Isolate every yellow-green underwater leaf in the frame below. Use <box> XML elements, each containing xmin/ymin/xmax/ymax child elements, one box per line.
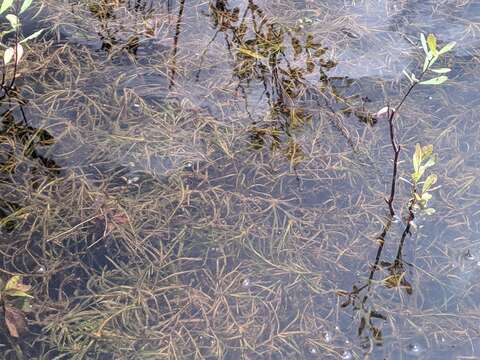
<box><xmin>5</xmin><ymin>14</ymin><xmax>18</xmax><ymax>29</ymax></box>
<box><xmin>422</xmin><ymin>174</ymin><xmax>437</xmax><ymax>193</ymax></box>
<box><xmin>20</xmin><ymin>0</ymin><xmax>33</xmax><ymax>14</ymax></box>
<box><xmin>430</xmin><ymin>68</ymin><xmax>451</xmax><ymax>74</ymax></box>
<box><xmin>20</xmin><ymin>29</ymin><xmax>44</xmax><ymax>43</ymax></box>
<box><xmin>420</xmin><ymin>33</ymin><xmax>428</xmax><ymax>55</ymax></box>
<box><xmin>413</xmin><ymin>143</ymin><xmax>422</xmax><ymax>173</ymax></box>
<box><xmin>420</xmin><ymin>76</ymin><xmax>448</xmax><ymax>85</ymax></box>
<box><xmin>238</xmin><ymin>47</ymin><xmax>263</xmax><ymax>60</ymax></box>
<box><xmin>4</xmin><ymin>289</ymin><xmax>33</xmax><ymax>298</ymax></box>
<box><xmin>427</xmin><ymin>33</ymin><xmax>437</xmax><ymax>54</ymax></box>
<box><xmin>0</xmin><ymin>0</ymin><xmax>14</xmax><ymax>15</ymax></box>
<box><xmin>5</xmin><ymin>275</ymin><xmax>30</xmax><ymax>293</ymax></box>
<box><xmin>438</xmin><ymin>41</ymin><xmax>456</xmax><ymax>55</ymax></box>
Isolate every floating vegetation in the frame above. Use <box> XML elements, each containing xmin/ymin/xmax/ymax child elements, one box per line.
<box><xmin>0</xmin><ymin>0</ymin><xmax>479</xmax><ymax>358</ymax></box>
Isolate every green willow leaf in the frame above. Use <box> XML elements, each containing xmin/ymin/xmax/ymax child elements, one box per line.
<box><xmin>422</xmin><ymin>174</ymin><xmax>437</xmax><ymax>193</ymax></box>
<box><xmin>438</xmin><ymin>41</ymin><xmax>456</xmax><ymax>55</ymax></box>
<box><xmin>6</xmin><ymin>14</ymin><xmax>18</xmax><ymax>29</ymax></box>
<box><xmin>430</xmin><ymin>68</ymin><xmax>451</xmax><ymax>74</ymax></box>
<box><xmin>420</xmin><ymin>33</ymin><xmax>428</xmax><ymax>55</ymax></box>
<box><xmin>4</xmin><ymin>289</ymin><xmax>33</xmax><ymax>298</ymax></box>
<box><xmin>413</xmin><ymin>143</ymin><xmax>422</xmax><ymax>174</ymax></box>
<box><xmin>419</xmin><ymin>76</ymin><xmax>448</xmax><ymax>85</ymax></box>
<box><xmin>20</xmin><ymin>29</ymin><xmax>44</xmax><ymax>43</ymax></box>
<box><xmin>20</xmin><ymin>0</ymin><xmax>33</xmax><ymax>14</ymax></box>
<box><xmin>0</xmin><ymin>0</ymin><xmax>14</xmax><ymax>15</ymax></box>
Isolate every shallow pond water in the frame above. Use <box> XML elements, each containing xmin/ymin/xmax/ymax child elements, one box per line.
<box><xmin>0</xmin><ymin>0</ymin><xmax>480</xmax><ymax>359</ymax></box>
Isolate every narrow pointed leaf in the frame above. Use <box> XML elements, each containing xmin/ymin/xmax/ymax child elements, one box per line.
<box><xmin>0</xmin><ymin>0</ymin><xmax>14</xmax><ymax>15</ymax></box>
<box><xmin>423</xmin><ymin>54</ymin><xmax>431</xmax><ymax>71</ymax></box>
<box><xmin>430</xmin><ymin>68</ymin><xmax>451</xmax><ymax>74</ymax></box>
<box><xmin>420</xmin><ymin>33</ymin><xmax>428</xmax><ymax>55</ymax></box>
<box><xmin>422</xmin><ymin>174</ymin><xmax>437</xmax><ymax>193</ymax></box>
<box><xmin>5</xmin><ymin>289</ymin><xmax>33</xmax><ymax>298</ymax></box>
<box><xmin>423</xmin><ymin>154</ymin><xmax>437</xmax><ymax>169</ymax></box>
<box><xmin>419</xmin><ymin>76</ymin><xmax>448</xmax><ymax>85</ymax></box>
<box><xmin>413</xmin><ymin>143</ymin><xmax>422</xmax><ymax>173</ymax></box>
<box><xmin>20</xmin><ymin>29</ymin><xmax>44</xmax><ymax>43</ymax></box>
<box><xmin>20</xmin><ymin>0</ymin><xmax>33</xmax><ymax>14</ymax></box>
<box><xmin>237</xmin><ymin>47</ymin><xmax>263</xmax><ymax>60</ymax></box>
<box><xmin>403</xmin><ymin>69</ymin><xmax>413</xmax><ymax>83</ymax></box>
<box><xmin>438</xmin><ymin>41</ymin><xmax>456</xmax><ymax>55</ymax></box>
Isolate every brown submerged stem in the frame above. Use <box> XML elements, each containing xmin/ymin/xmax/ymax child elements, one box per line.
<box><xmin>385</xmin><ymin>62</ymin><xmax>431</xmax><ymax>216</ymax></box>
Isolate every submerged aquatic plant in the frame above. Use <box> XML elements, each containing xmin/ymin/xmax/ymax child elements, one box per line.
<box><xmin>384</xmin><ymin>33</ymin><xmax>455</xmax><ymax>217</ymax></box>
<box><xmin>0</xmin><ymin>275</ymin><xmax>33</xmax><ymax>338</ymax></box>
<box><xmin>0</xmin><ymin>0</ymin><xmax>43</xmax><ymax>94</ymax></box>
<box><xmin>339</xmin><ymin>33</ymin><xmax>455</xmax><ymax>349</ymax></box>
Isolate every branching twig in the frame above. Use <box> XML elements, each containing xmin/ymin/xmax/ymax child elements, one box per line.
<box><xmin>385</xmin><ymin>62</ymin><xmax>432</xmax><ymax>216</ymax></box>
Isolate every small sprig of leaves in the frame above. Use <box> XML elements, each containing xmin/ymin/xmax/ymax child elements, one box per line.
<box><xmin>0</xmin><ymin>0</ymin><xmax>43</xmax><ymax>66</ymax></box>
<box><xmin>411</xmin><ymin>143</ymin><xmax>437</xmax><ymax>215</ymax></box>
<box><xmin>403</xmin><ymin>33</ymin><xmax>456</xmax><ymax>86</ymax></box>
<box><xmin>0</xmin><ymin>275</ymin><xmax>33</xmax><ymax>338</ymax></box>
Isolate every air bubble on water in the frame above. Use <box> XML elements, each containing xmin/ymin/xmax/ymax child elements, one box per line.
<box><xmin>340</xmin><ymin>350</ymin><xmax>353</xmax><ymax>360</ymax></box>
<box><xmin>309</xmin><ymin>347</ymin><xmax>317</xmax><ymax>354</ymax></box>
<box><xmin>405</xmin><ymin>343</ymin><xmax>424</xmax><ymax>356</ymax></box>
<box><xmin>463</xmin><ymin>249</ymin><xmax>476</xmax><ymax>261</ymax></box>
<box><xmin>392</xmin><ymin>215</ymin><xmax>401</xmax><ymax>223</ymax></box>
<box><xmin>127</xmin><ymin>176</ymin><xmax>139</xmax><ymax>184</ymax></box>
<box><xmin>37</xmin><ymin>266</ymin><xmax>45</xmax><ymax>274</ymax></box>
<box><xmin>184</xmin><ymin>162</ymin><xmax>194</xmax><ymax>171</ymax></box>
<box><xmin>322</xmin><ymin>331</ymin><xmax>332</xmax><ymax>343</ymax></box>
<box><xmin>242</xmin><ymin>278</ymin><xmax>250</xmax><ymax>288</ymax></box>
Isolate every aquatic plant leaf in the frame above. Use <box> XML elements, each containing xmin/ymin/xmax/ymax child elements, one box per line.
<box><xmin>420</xmin><ymin>33</ymin><xmax>428</xmax><ymax>55</ymax></box>
<box><xmin>419</xmin><ymin>76</ymin><xmax>448</xmax><ymax>85</ymax></box>
<box><xmin>0</xmin><ymin>0</ymin><xmax>14</xmax><ymax>15</ymax></box>
<box><xmin>3</xmin><ymin>44</ymin><xmax>22</xmax><ymax>65</ymax></box>
<box><xmin>413</xmin><ymin>144</ymin><xmax>422</xmax><ymax>173</ymax></box>
<box><xmin>430</xmin><ymin>68</ymin><xmax>451</xmax><ymax>74</ymax></box>
<box><xmin>20</xmin><ymin>29</ymin><xmax>44</xmax><ymax>43</ymax></box>
<box><xmin>19</xmin><ymin>0</ymin><xmax>33</xmax><ymax>14</ymax></box>
<box><xmin>237</xmin><ymin>47</ymin><xmax>263</xmax><ymax>60</ymax></box>
<box><xmin>422</xmin><ymin>174</ymin><xmax>437</xmax><ymax>193</ymax></box>
<box><xmin>421</xmin><ymin>144</ymin><xmax>433</xmax><ymax>160</ymax></box>
<box><xmin>438</xmin><ymin>41</ymin><xmax>456</xmax><ymax>55</ymax></box>
<box><xmin>427</xmin><ymin>34</ymin><xmax>437</xmax><ymax>54</ymax></box>
<box><xmin>5</xmin><ymin>275</ymin><xmax>22</xmax><ymax>291</ymax></box>
<box><xmin>402</xmin><ymin>70</ymin><xmax>413</xmax><ymax>83</ymax></box>
<box><xmin>5</xmin><ymin>14</ymin><xmax>18</xmax><ymax>29</ymax></box>
<box><xmin>5</xmin><ymin>289</ymin><xmax>33</xmax><ymax>298</ymax></box>
<box><xmin>4</xmin><ymin>305</ymin><xmax>26</xmax><ymax>338</ymax></box>
<box><xmin>2</xmin><ymin>48</ymin><xmax>13</xmax><ymax>65</ymax></box>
